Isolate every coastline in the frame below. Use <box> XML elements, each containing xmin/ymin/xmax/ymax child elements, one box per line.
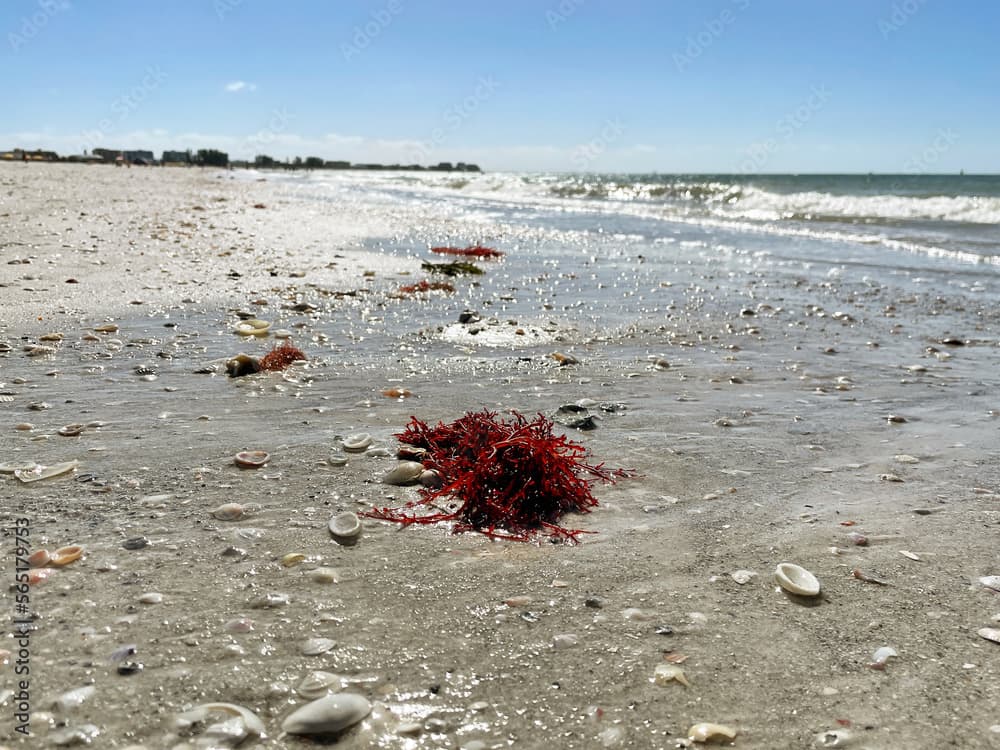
<box><xmin>1</xmin><ymin>163</ymin><xmax>999</xmax><ymax>748</ymax></box>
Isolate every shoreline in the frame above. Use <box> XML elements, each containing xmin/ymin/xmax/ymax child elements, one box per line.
<box><xmin>1</xmin><ymin>163</ymin><xmax>999</xmax><ymax>748</ymax></box>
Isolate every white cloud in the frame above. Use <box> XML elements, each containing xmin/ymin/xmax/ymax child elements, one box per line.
<box><xmin>224</xmin><ymin>81</ymin><xmax>257</xmax><ymax>93</ymax></box>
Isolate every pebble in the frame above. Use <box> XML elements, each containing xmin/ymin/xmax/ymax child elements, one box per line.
<box><xmin>307</xmin><ymin>566</ymin><xmax>339</xmax><ymax>584</ymax></box>
<box><xmin>138</xmin><ymin>592</ymin><xmax>163</xmax><ymax>605</ymax></box>
<box><xmin>122</xmin><ymin>536</ymin><xmax>149</xmax><ymax>550</ymax></box>
<box><xmin>282</xmin><ymin>693</ymin><xmax>372</xmax><ymax>736</ymax></box>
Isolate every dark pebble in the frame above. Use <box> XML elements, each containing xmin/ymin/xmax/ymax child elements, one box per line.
<box><xmin>117</xmin><ymin>661</ymin><xmax>144</xmax><ymax>676</ymax></box>
<box><xmin>584</xmin><ymin>597</ymin><xmax>604</xmax><ymax>609</ymax></box>
<box><xmin>122</xmin><ymin>536</ymin><xmax>149</xmax><ymax>550</ymax></box>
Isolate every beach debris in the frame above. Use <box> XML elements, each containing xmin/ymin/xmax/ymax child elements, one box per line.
<box><xmin>382</xmin><ymin>387</ymin><xmax>412</xmax><ymax>398</ymax></box>
<box><xmin>328</xmin><ymin>511</ymin><xmax>362</xmax><ymax>544</ymax></box>
<box><xmin>235</xmin><ymin>319</ymin><xmax>270</xmax><ymax>336</ymax></box>
<box><xmin>868</xmin><ymin>646</ymin><xmax>898</xmax><ymax>670</ymax></box>
<box><xmin>886</xmin><ymin>414</ymin><xmax>908</xmax><ymax>424</ymax></box>
<box><xmin>774</xmin><ymin>562</ymin><xmax>821</xmax><ymax>597</ymax></box>
<box><xmin>48</xmin><ymin>545</ymin><xmax>84</xmax><ymax>566</ymax></box>
<box><xmin>27</xmin><ymin>549</ymin><xmax>50</xmax><ymax>567</ymax></box>
<box><xmin>430</xmin><ymin>245</ymin><xmax>504</xmax><ymax>259</ymax></box>
<box><xmin>653</xmin><ymin>664</ymin><xmax>690</xmax><ymax>687</ymax></box>
<box><xmin>109</xmin><ymin>644</ymin><xmax>137</xmax><ymax>663</ymax></box>
<box><xmin>552</xmin><ymin>404</ymin><xmax>597</xmax><ymax>431</ymax></box>
<box><xmin>421</xmin><ymin>260</ymin><xmax>484</xmax><ymax>276</ymax></box>
<box><xmin>550</xmin><ymin>352</ymin><xmax>580</xmax><ymax>366</ymax></box>
<box><xmin>226</xmin><ymin>353</ymin><xmax>261</xmax><ymax>377</ymax></box>
<box><xmin>852</xmin><ymin>568</ymin><xmax>888</xmax><ymax>585</ymax></box>
<box><xmin>282</xmin><ymin>693</ymin><xmax>372</xmax><ymax>737</ymax></box>
<box><xmin>234</xmin><ymin>450</ymin><xmax>269</xmax><ymax>468</ymax></box>
<box><xmin>979</xmin><ymin>576</ymin><xmax>1000</xmax><ymax>592</ymax></box>
<box><xmin>688</xmin><ymin>722</ymin><xmax>737</xmax><ymax>743</ymax></box>
<box><xmin>175</xmin><ymin>702</ymin><xmax>266</xmax><ymax>745</ymax></box>
<box><xmin>212</xmin><ymin>503</ymin><xmax>245</xmax><ymax>521</ymax></box>
<box><xmin>978</xmin><ymin>628</ymin><xmax>1000</xmax><ymax>644</ymax></box>
<box><xmin>397</xmin><ymin>280</ymin><xmax>455</xmax><ymax>295</ymax></box>
<box><xmin>899</xmin><ymin>550</ymin><xmax>922</xmax><ymax>561</ymax></box>
<box><xmin>363</xmin><ymin>409</ymin><xmax>630</xmax><ymax>542</ymax></box>
<box><xmin>122</xmin><ymin>536</ymin><xmax>149</xmax><ymax>550</ymax></box>
<box><xmin>814</xmin><ymin>729</ymin><xmax>852</xmax><ymax>748</ymax></box>
<box><xmin>342</xmin><ymin>433</ymin><xmax>373</xmax><ymax>453</ymax></box>
<box><xmin>730</xmin><ymin>569</ymin><xmax>756</xmax><ymax>585</ymax></box>
<box><xmin>382</xmin><ymin>461</ymin><xmax>425</xmax><ymax>486</ymax></box>
<box><xmin>281</xmin><ymin>553</ymin><xmax>306</xmax><ymax>567</ymax></box>
<box><xmin>14</xmin><ymin>460</ymin><xmax>78</xmax><ymax>483</ymax></box>
<box><xmin>258</xmin><ymin>341</ymin><xmax>306</xmax><ymax>372</ymax></box>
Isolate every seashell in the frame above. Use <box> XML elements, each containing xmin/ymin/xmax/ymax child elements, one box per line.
<box><xmin>397</xmin><ymin>445</ymin><xmax>427</xmax><ymax>461</ymax></box>
<box><xmin>281</xmin><ymin>553</ymin><xmax>306</xmax><ymax>567</ymax></box>
<box><xmin>28</xmin><ymin>549</ymin><xmax>51</xmax><ymax>567</ymax></box>
<box><xmin>28</xmin><ymin>568</ymin><xmax>54</xmax><ymax>585</ymax></box>
<box><xmin>977</xmin><ymin>627</ymin><xmax>1000</xmax><ymax>644</ymax></box>
<box><xmin>381</xmin><ymin>461</ymin><xmax>425</xmax><ymax>486</ymax></box>
<box><xmin>341</xmin><ymin>433</ymin><xmax>372</xmax><ymax>452</ymax></box>
<box><xmin>282</xmin><ymin>693</ymin><xmax>372</xmax><ymax>736</ymax></box>
<box><xmin>852</xmin><ymin>568</ymin><xmax>888</xmax><ymax>585</ymax></box>
<box><xmin>552</xmin><ymin>633</ymin><xmax>579</xmax><ymax>649</ymax></box>
<box><xmin>58</xmin><ymin>423</ymin><xmax>85</xmax><ymax>437</ymax></box>
<box><xmin>688</xmin><ymin>723</ymin><xmax>737</xmax><ymax>743</ymax></box>
<box><xmin>653</xmin><ymin>664</ymin><xmax>690</xmax><ymax>687</ymax></box>
<box><xmin>328</xmin><ymin>452</ymin><xmax>349</xmax><ymax>467</ymax></box>
<box><xmin>775</xmin><ymin>562</ymin><xmax>821</xmax><ymax>597</ymax></box>
<box><xmin>138</xmin><ymin>592</ymin><xmax>164</xmax><ymax>605</ymax></box>
<box><xmin>49</xmin><ymin>725</ymin><xmax>100</xmax><ymax>746</ymax></box>
<box><xmin>49</xmin><ymin>545</ymin><xmax>84</xmax><ymax>566</ymax></box>
<box><xmin>224</xmin><ymin>617</ymin><xmax>254</xmax><ymax>633</ymax></box>
<box><xmin>175</xmin><ymin>702</ymin><xmax>265</xmax><ymax>744</ymax></box>
<box><xmin>272</xmin><ymin>328</ymin><xmax>293</xmax><ymax>339</ymax></box>
<box><xmin>226</xmin><ymin>353</ymin><xmax>261</xmax><ymax>377</ymax></box>
<box><xmin>301</xmin><ymin>637</ymin><xmax>336</xmax><ymax>656</ymax></box>
<box><xmin>899</xmin><ymin>550</ymin><xmax>921</xmax><ymax>561</ymax></box>
<box><xmin>894</xmin><ymin>454</ymin><xmax>919</xmax><ymax>464</ymax></box>
<box><xmin>25</xmin><ymin>345</ymin><xmax>57</xmax><ymax>357</ymax></box>
<box><xmin>364</xmin><ymin>446</ymin><xmax>390</xmax><ymax>457</ymax></box>
<box><xmin>14</xmin><ymin>460</ymin><xmax>78</xmax><ymax>483</ymax></box>
<box><xmin>39</xmin><ymin>332</ymin><xmax>64</xmax><ymax>342</ymax></box>
<box><xmin>93</xmin><ymin>324</ymin><xmax>119</xmax><ymax>333</ymax></box>
<box><xmin>250</xmin><ymin>592</ymin><xmax>289</xmax><ymax>608</ymax></box>
<box><xmin>328</xmin><ymin>512</ymin><xmax>361</xmax><ymax>543</ymax></box>
<box><xmin>297</xmin><ymin>670</ymin><xmax>344</xmax><ymax>700</ymax></box>
<box><xmin>869</xmin><ymin>646</ymin><xmax>898</xmax><ymax>670</ymax></box>
<box><xmin>212</xmin><ymin>502</ymin><xmax>245</xmax><ymax>521</ymax></box>
<box><xmin>234</xmin><ymin>450</ymin><xmax>269</xmax><ymax>468</ymax></box>
<box><xmin>419</xmin><ymin>469</ymin><xmax>442</xmax><ymax>488</ymax></box>
<box><xmin>0</xmin><ymin>460</ymin><xmax>37</xmax><ymax>474</ymax></box>
<box><xmin>307</xmin><ymin>566</ymin><xmax>339</xmax><ymax>584</ymax></box>
<box><xmin>979</xmin><ymin>575</ymin><xmax>1000</xmax><ymax>592</ymax></box>
<box><xmin>51</xmin><ymin>685</ymin><xmax>95</xmax><ymax>713</ymax></box>
<box><xmin>235</xmin><ymin>319</ymin><xmax>270</xmax><ymax>336</ymax></box>
<box><xmin>730</xmin><ymin>569</ymin><xmax>756</xmax><ymax>585</ymax></box>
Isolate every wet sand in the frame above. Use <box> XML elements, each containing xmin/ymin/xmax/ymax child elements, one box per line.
<box><xmin>1</xmin><ymin>163</ymin><xmax>1000</xmax><ymax>749</ymax></box>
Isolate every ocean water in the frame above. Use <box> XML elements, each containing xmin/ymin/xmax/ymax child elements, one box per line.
<box><xmin>258</xmin><ymin>170</ymin><xmax>1000</xmax><ymax>345</ymax></box>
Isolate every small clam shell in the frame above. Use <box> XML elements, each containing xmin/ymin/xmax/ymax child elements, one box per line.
<box><xmin>775</xmin><ymin>562</ymin><xmax>821</xmax><ymax>597</ymax></box>
<box><xmin>175</xmin><ymin>702</ymin><xmax>265</xmax><ymax>742</ymax></box>
<box><xmin>979</xmin><ymin>576</ymin><xmax>1000</xmax><ymax>592</ymax></box>
<box><xmin>307</xmin><ymin>566</ymin><xmax>339</xmax><ymax>584</ymax></box>
<box><xmin>328</xmin><ymin>512</ymin><xmax>361</xmax><ymax>543</ymax></box>
<box><xmin>49</xmin><ymin>544</ymin><xmax>84</xmax><ymax>566</ymax></box>
<box><xmin>281</xmin><ymin>553</ymin><xmax>306</xmax><ymax>568</ymax></box>
<box><xmin>93</xmin><ymin>324</ymin><xmax>119</xmax><ymax>333</ymax></box>
<box><xmin>212</xmin><ymin>502</ymin><xmax>245</xmax><ymax>521</ymax></box>
<box><xmin>234</xmin><ymin>450</ymin><xmax>269</xmax><ymax>468</ymax></box>
<box><xmin>58</xmin><ymin>423</ymin><xmax>85</xmax><ymax>437</ymax></box>
<box><xmin>381</xmin><ymin>461</ymin><xmax>425</xmax><ymax>486</ymax></box>
<box><xmin>14</xmin><ymin>460</ymin><xmax>78</xmax><ymax>483</ymax></box>
<box><xmin>419</xmin><ymin>469</ymin><xmax>442</xmax><ymax>488</ymax></box>
<box><xmin>235</xmin><ymin>319</ymin><xmax>270</xmax><ymax>336</ymax></box>
<box><xmin>653</xmin><ymin>664</ymin><xmax>690</xmax><ymax>687</ymax></box>
<box><xmin>730</xmin><ymin>569</ymin><xmax>756</xmax><ymax>585</ymax></box>
<box><xmin>342</xmin><ymin>433</ymin><xmax>372</xmax><ymax>452</ymax></box>
<box><xmin>869</xmin><ymin>645</ymin><xmax>898</xmax><ymax>670</ymax></box>
<box><xmin>300</xmin><ymin>637</ymin><xmax>336</xmax><ymax>656</ymax></box>
<box><xmin>327</xmin><ymin>453</ymin><xmax>349</xmax><ymax>467</ymax></box>
<box><xmin>688</xmin><ymin>723</ymin><xmax>737</xmax><ymax>743</ymax></box>
<box><xmin>297</xmin><ymin>670</ymin><xmax>343</xmax><ymax>699</ymax></box>
<box><xmin>27</xmin><ymin>549</ymin><xmax>51</xmax><ymax>567</ymax></box>
<box><xmin>978</xmin><ymin>627</ymin><xmax>1000</xmax><ymax>645</ymax></box>
<box><xmin>282</xmin><ymin>693</ymin><xmax>372</xmax><ymax>736</ymax></box>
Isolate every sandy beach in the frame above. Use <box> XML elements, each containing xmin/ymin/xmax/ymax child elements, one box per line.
<box><xmin>1</xmin><ymin>163</ymin><xmax>999</xmax><ymax>749</ymax></box>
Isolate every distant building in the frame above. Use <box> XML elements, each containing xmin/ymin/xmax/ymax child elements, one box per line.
<box><xmin>1</xmin><ymin>148</ymin><xmax>58</xmax><ymax>161</ymax></box>
<box><xmin>92</xmin><ymin>148</ymin><xmax>120</xmax><ymax>163</ymax></box>
<box><xmin>124</xmin><ymin>150</ymin><xmax>155</xmax><ymax>165</ymax></box>
<box><xmin>162</xmin><ymin>150</ymin><xmax>191</xmax><ymax>164</ymax></box>
<box><xmin>324</xmin><ymin>160</ymin><xmax>351</xmax><ymax>169</ymax></box>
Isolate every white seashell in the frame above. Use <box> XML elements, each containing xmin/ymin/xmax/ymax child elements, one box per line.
<box><xmin>328</xmin><ymin>512</ymin><xmax>361</xmax><ymax>542</ymax></box>
<box><xmin>342</xmin><ymin>433</ymin><xmax>372</xmax><ymax>452</ymax></box>
<box><xmin>51</xmin><ymin>685</ymin><xmax>95</xmax><ymax>713</ymax></box>
<box><xmin>978</xmin><ymin>627</ymin><xmax>1000</xmax><ymax>644</ymax></box>
<box><xmin>175</xmin><ymin>702</ymin><xmax>265</xmax><ymax>743</ymax></box>
<box><xmin>307</xmin><ymin>566</ymin><xmax>339</xmax><ymax>584</ymax></box>
<box><xmin>234</xmin><ymin>450</ymin><xmax>269</xmax><ymax>468</ymax></box>
<box><xmin>869</xmin><ymin>646</ymin><xmax>898</xmax><ymax>670</ymax></box>
<box><xmin>364</xmin><ymin>446</ymin><xmax>390</xmax><ymax>457</ymax></box>
<box><xmin>235</xmin><ymin>319</ymin><xmax>270</xmax><ymax>336</ymax></box>
<box><xmin>272</xmin><ymin>329</ymin><xmax>293</xmax><ymax>339</ymax></box>
<box><xmin>381</xmin><ymin>461</ymin><xmax>425</xmax><ymax>486</ymax></box>
<box><xmin>138</xmin><ymin>592</ymin><xmax>164</xmax><ymax>605</ymax></box>
<box><xmin>899</xmin><ymin>550</ymin><xmax>921</xmax><ymax>561</ymax></box>
<box><xmin>297</xmin><ymin>670</ymin><xmax>344</xmax><ymax>699</ymax></box>
<box><xmin>300</xmin><ymin>637</ymin><xmax>336</xmax><ymax>656</ymax></box>
<box><xmin>212</xmin><ymin>502</ymin><xmax>245</xmax><ymax>521</ymax></box>
<box><xmin>0</xmin><ymin>461</ymin><xmax>37</xmax><ymax>474</ymax></box>
<box><xmin>688</xmin><ymin>722</ymin><xmax>737</xmax><ymax>743</ymax></box>
<box><xmin>14</xmin><ymin>460</ymin><xmax>78</xmax><ymax>483</ymax></box>
<box><xmin>328</xmin><ymin>453</ymin><xmax>349</xmax><ymax>467</ymax></box>
<box><xmin>775</xmin><ymin>562</ymin><xmax>821</xmax><ymax>597</ymax></box>
<box><xmin>730</xmin><ymin>569</ymin><xmax>756</xmax><ymax>585</ymax></box>
<box><xmin>894</xmin><ymin>454</ymin><xmax>920</xmax><ymax>464</ymax></box>
<box><xmin>49</xmin><ymin>724</ymin><xmax>100</xmax><ymax>746</ymax></box>
<box><xmin>654</xmin><ymin>664</ymin><xmax>690</xmax><ymax>687</ymax></box>
<box><xmin>979</xmin><ymin>576</ymin><xmax>1000</xmax><ymax>592</ymax></box>
<box><xmin>282</xmin><ymin>693</ymin><xmax>372</xmax><ymax>736</ymax></box>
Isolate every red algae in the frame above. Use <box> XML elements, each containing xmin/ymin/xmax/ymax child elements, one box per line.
<box><xmin>258</xmin><ymin>341</ymin><xmax>306</xmax><ymax>372</ymax></box>
<box><xmin>397</xmin><ymin>280</ymin><xmax>456</xmax><ymax>295</ymax></box>
<box><xmin>363</xmin><ymin>409</ymin><xmax>630</xmax><ymax>543</ymax></box>
<box><xmin>430</xmin><ymin>245</ymin><xmax>504</xmax><ymax>259</ymax></box>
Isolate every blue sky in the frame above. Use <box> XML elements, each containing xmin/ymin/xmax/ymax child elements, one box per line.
<box><xmin>2</xmin><ymin>0</ymin><xmax>997</xmax><ymax>172</ymax></box>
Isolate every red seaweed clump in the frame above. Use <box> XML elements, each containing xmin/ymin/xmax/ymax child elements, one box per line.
<box><xmin>397</xmin><ymin>280</ymin><xmax>456</xmax><ymax>295</ymax></box>
<box><xmin>430</xmin><ymin>245</ymin><xmax>504</xmax><ymax>259</ymax></box>
<box><xmin>258</xmin><ymin>341</ymin><xmax>306</xmax><ymax>372</ymax></box>
<box><xmin>363</xmin><ymin>409</ymin><xmax>630</xmax><ymax>543</ymax></box>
